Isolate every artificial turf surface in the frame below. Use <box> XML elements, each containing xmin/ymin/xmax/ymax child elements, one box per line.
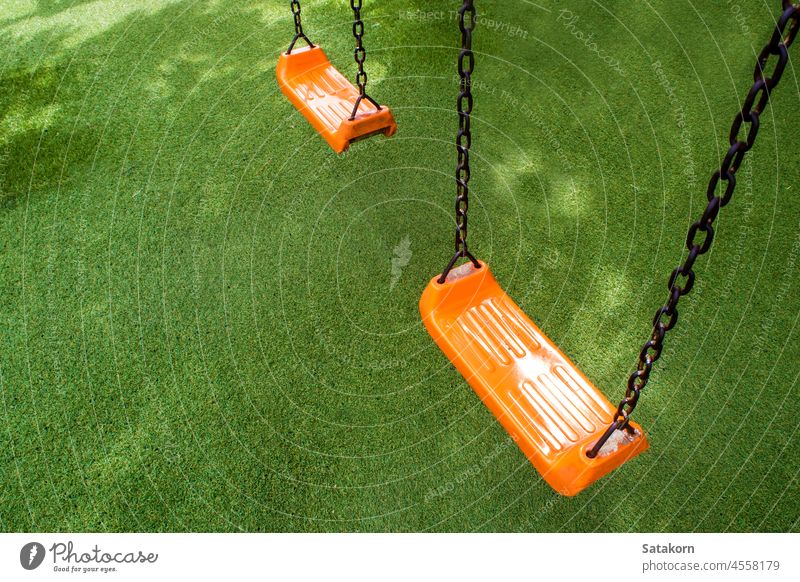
<box><xmin>1</xmin><ymin>0</ymin><xmax>799</xmax><ymax>532</ymax></box>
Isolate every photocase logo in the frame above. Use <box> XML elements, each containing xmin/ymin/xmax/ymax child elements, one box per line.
<box><xmin>389</xmin><ymin>235</ymin><xmax>412</xmax><ymax>290</ymax></box>
<box><xmin>20</xmin><ymin>542</ymin><xmax>46</xmax><ymax>570</ymax></box>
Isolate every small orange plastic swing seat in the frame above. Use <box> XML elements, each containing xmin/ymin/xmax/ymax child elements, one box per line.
<box><xmin>276</xmin><ymin>45</ymin><xmax>397</xmax><ymax>154</ymax></box>
<box><xmin>420</xmin><ymin>261</ymin><xmax>648</xmax><ymax>496</ymax></box>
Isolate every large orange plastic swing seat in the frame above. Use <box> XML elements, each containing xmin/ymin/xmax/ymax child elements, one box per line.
<box><xmin>420</xmin><ymin>261</ymin><xmax>648</xmax><ymax>496</ymax></box>
<box><xmin>276</xmin><ymin>45</ymin><xmax>397</xmax><ymax>154</ymax></box>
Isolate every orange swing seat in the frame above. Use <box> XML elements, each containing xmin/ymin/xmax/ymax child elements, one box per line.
<box><xmin>420</xmin><ymin>261</ymin><xmax>648</xmax><ymax>496</ymax></box>
<box><xmin>276</xmin><ymin>45</ymin><xmax>397</xmax><ymax>154</ymax></box>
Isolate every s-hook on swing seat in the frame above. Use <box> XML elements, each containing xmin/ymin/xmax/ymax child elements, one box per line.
<box><xmin>276</xmin><ymin>0</ymin><xmax>397</xmax><ymax>153</ymax></box>
<box><xmin>420</xmin><ymin>0</ymin><xmax>798</xmax><ymax>495</ymax></box>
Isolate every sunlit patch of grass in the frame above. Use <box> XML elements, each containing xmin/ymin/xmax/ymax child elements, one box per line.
<box><xmin>548</xmin><ymin>175</ymin><xmax>587</xmax><ymax>219</ymax></box>
<box><xmin>1</xmin><ymin>0</ymin><xmax>184</xmax><ymax>50</ymax></box>
<box><xmin>0</xmin><ymin>103</ymin><xmax>60</xmax><ymax>145</ymax></box>
<box><xmin>0</xmin><ymin>0</ymin><xmax>37</xmax><ymax>24</ymax></box>
<box><xmin>593</xmin><ymin>264</ymin><xmax>632</xmax><ymax>313</ymax></box>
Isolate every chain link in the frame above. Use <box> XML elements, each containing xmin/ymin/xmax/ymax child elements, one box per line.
<box><xmin>348</xmin><ymin>0</ymin><xmax>382</xmax><ymax>120</ymax></box>
<box><xmin>439</xmin><ymin>0</ymin><xmax>481</xmax><ymax>283</ymax></box>
<box><xmin>291</xmin><ymin>0</ymin><xmax>303</xmax><ymax>35</ymax></box>
<box><xmin>287</xmin><ymin>0</ymin><xmax>314</xmax><ymax>53</ymax></box>
<box><xmin>588</xmin><ymin>1</ymin><xmax>800</xmax><ymax>458</ymax></box>
<box><xmin>352</xmin><ymin>0</ymin><xmax>367</xmax><ymax>94</ymax></box>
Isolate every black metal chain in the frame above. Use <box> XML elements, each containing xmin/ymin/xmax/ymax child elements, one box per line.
<box><xmin>349</xmin><ymin>0</ymin><xmax>382</xmax><ymax>120</ymax></box>
<box><xmin>438</xmin><ymin>0</ymin><xmax>482</xmax><ymax>284</ymax></box>
<box><xmin>287</xmin><ymin>0</ymin><xmax>314</xmax><ymax>53</ymax></box>
<box><xmin>587</xmin><ymin>1</ymin><xmax>800</xmax><ymax>458</ymax></box>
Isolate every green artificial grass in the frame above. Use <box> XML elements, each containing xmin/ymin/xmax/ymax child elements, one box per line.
<box><xmin>1</xmin><ymin>0</ymin><xmax>799</xmax><ymax>532</ymax></box>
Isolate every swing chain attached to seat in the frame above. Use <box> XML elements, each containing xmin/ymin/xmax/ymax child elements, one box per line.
<box><xmin>439</xmin><ymin>0</ymin><xmax>481</xmax><ymax>284</ymax></box>
<box><xmin>588</xmin><ymin>0</ymin><xmax>800</xmax><ymax>459</ymax></box>
<box><xmin>349</xmin><ymin>0</ymin><xmax>382</xmax><ymax>120</ymax></box>
<box><xmin>287</xmin><ymin>0</ymin><xmax>314</xmax><ymax>53</ymax></box>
